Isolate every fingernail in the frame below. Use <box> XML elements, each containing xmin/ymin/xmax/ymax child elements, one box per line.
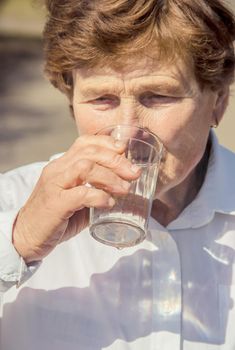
<box><xmin>131</xmin><ymin>164</ymin><xmax>140</xmax><ymax>173</ymax></box>
<box><xmin>114</xmin><ymin>140</ymin><xmax>125</xmax><ymax>148</ymax></box>
<box><xmin>108</xmin><ymin>197</ymin><xmax>115</xmax><ymax>207</ymax></box>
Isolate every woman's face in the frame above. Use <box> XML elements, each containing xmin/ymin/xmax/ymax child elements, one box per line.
<box><xmin>72</xmin><ymin>55</ymin><xmax>224</xmax><ymax>199</ymax></box>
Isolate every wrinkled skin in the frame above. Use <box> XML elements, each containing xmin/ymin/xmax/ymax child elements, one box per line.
<box><xmin>13</xmin><ymin>54</ymin><xmax>228</xmax><ymax>262</ymax></box>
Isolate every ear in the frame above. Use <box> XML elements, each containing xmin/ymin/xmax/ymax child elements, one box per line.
<box><xmin>212</xmin><ymin>86</ymin><xmax>230</xmax><ymax>127</ymax></box>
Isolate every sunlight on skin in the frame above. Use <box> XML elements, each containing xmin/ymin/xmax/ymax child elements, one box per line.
<box><xmin>72</xmin><ymin>54</ymin><xmax>226</xmax><ymax>225</ymax></box>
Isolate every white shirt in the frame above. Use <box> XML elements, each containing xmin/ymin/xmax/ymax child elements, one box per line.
<box><xmin>0</xmin><ymin>133</ymin><xmax>235</xmax><ymax>350</ymax></box>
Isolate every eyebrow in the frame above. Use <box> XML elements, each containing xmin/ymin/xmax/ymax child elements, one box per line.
<box><xmin>78</xmin><ymin>78</ymin><xmax>191</xmax><ymax>98</ymax></box>
<box><xmin>79</xmin><ymin>85</ymin><xmax>120</xmax><ymax>97</ymax></box>
<box><xmin>134</xmin><ymin>82</ymin><xmax>188</xmax><ymax>95</ymax></box>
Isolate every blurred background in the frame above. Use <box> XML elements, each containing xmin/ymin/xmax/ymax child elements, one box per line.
<box><xmin>0</xmin><ymin>0</ymin><xmax>235</xmax><ymax>172</ymax></box>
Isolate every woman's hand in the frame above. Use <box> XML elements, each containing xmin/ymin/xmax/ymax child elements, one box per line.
<box><xmin>12</xmin><ymin>135</ymin><xmax>140</xmax><ymax>263</ymax></box>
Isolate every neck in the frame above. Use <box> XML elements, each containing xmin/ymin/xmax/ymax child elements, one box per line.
<box><xmin>151</xmin><ymin>138</ymin><xmax>211</xmax><ymax>227</ymax></box>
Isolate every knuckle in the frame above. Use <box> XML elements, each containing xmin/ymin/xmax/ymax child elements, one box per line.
<box><xmin>77</xmin><ymin>185</ymin><xmax>90</xmax><ymax>202</ymax></box>
<box><xmin>75</xmin><ymin>134</ymin><xmax>89</xmax><ymax>146</ymax></box>
<box><xmin>76</xmin><ymin>159</ymin><xmax>95</xmax><ymax>174</ymax></box>
<box><xmin>83</xmin><ymin>144</ymin><xmax>99</xmax><ymax>156</ymax></box>
<box><xmin>109</xmin><ymin>153</ymin><xmax>123</xmax><ymax>168</ymax></box>
<box><xmin>43</xmin><ymin>159</ymin><xmax>58</xmax><ymax>174</ymax></box>
<box><xmin>40</xmin><ymin>160</ymin><xmax>59</xmax><ymax>183</ymax></box>
<box><xmin>40</xmin><ymin>165</ymin><xmax>51</xmax><ymax>183</ymax></box>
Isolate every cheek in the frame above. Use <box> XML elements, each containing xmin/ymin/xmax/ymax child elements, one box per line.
<box><xmin>151</xmin><ymin>103</ymin><xmax>211</xmax><ymax>189</ymax></box>
<box><xmin>147</xmin><ymin>102</ymin><xmax>210</xmax><ymax>156</ymax></box>
<box><xmin>158</xmin><ymin>127</ymin><xmax>207</xmax><ymax>192</ymax></box>
<box><xmin>156</xmin><ymin>142</ymin><xmax>205</xmax><ymax>194</ymax></box>
<box><xmin>73</xmin><ymin>104</ymin><xmax>116</xmax><ymax>135</ymax></box>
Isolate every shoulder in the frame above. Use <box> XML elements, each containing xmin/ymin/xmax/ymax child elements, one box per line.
<box><xmin>215</xmin><ymin>142</ymin><xmax>235</xmax><ymax>214</ymax></box>
<box><xmin>217</xmin><ymin>143</ymin><xmax>235</xmax><ymax>187</ymax></box>
<box><xmin>219</xmin><ymin>144</ymin><xmax>235</xmax><ymax>168</ymax></box>
<box><xmin>0</xmin><ymin>153</ymin><xmax>64</xmax><ymax>210</ymax></box>
<box><xmin>0</xmin><ymin>159</ymin><xmax>49</xmax><ymax>210</ymax></box>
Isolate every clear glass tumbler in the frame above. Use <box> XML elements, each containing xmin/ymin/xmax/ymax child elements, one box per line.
<box><xmin>89</xmin><ymin>125</ymin><xmax>163</xmax><ymax>248</ymax></box>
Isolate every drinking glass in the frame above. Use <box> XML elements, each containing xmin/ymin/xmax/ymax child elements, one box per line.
<box><xmin>89</xmin><ymin>125</ymin><xmax>163</xmax><ymax>248</ymax></box>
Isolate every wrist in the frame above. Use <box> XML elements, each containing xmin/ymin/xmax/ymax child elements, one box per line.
<box><xmin>12</xmin><ymin>212</ymin><xmax>44</xmax><ymax>264</ymax></box>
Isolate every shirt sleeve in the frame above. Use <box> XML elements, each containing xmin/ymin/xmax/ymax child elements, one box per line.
<box><xmin>0</xmin><ymin>162</ymin><xmax>47</xmax><ymax>292</ymax></box>
<box><xmin>0</xmin><ymin>209</ymin><xmax>41</xmax><ymax>292</ymax></box>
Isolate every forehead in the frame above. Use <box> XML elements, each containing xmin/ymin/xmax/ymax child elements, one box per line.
<box><xmin>73</xmin><ymin>53</ymin><xmax>197</xmax><ymax>93</ymax></box>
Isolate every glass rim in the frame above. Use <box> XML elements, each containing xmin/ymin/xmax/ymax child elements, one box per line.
<box><xmin>96</xmin><ymin>124</ymin><xmax>163</xmax><ymax>145</ymax></box>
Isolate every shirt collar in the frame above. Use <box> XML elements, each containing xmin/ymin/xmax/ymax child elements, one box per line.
<box><xmin>165</xmin><ymin>131</ymin><xmax>235</xmax><ymax>230</ymax></box>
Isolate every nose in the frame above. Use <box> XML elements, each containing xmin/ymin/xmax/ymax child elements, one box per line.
<box><xmin>116</xmin><ymin>97</ymin><xmax>139</xmax><ymax>126</ymax></box>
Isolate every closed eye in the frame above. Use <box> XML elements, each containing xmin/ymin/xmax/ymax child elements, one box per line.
<box><xmin>139</xmin><ymin>92</ymin><xmax>180</xmax><ymax>108</ymax></box>
<box><xmin>90</xmin><ymin>95</ymin><xmax>119</xmax><ymax>107</ymax></box>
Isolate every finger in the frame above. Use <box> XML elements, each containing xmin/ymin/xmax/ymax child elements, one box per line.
<box><xmin>81</xmin><ymin>145</ymin><xmax>141</xmax><ymax>179</ymax></box>
<box><xmin>64</xmin><ymin>134</ymin><xmax>126</xmax><ymax>161</ymax></box>
<box><xmin>43</xmin><ymin>136</ymin><xmax>141</xmax><ymax>184</ymax></box>
<box><xmin>60</xmin><ymin>185</ymin><xmax>115</xmax><ymax>217</ymax></box>
<box><xmin>57</xmin><ymin>159</ymin><xmax>131</xmax><ymax>194</ymax></box>
<box><xmin>73</xmin><ymin>144</ymin><xmax>141</xmax><ymax>179</ymax></box>
<box><xmin>44</xmin><ymin>135</ymin><xmax>128</xmax><ymax>179</ymax></box>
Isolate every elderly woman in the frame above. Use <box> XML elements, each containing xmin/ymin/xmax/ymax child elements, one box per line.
<box><xmin>0</xmin><ymin>0</ymin><xmax>235</xmax><ymax>349</ymax></box>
